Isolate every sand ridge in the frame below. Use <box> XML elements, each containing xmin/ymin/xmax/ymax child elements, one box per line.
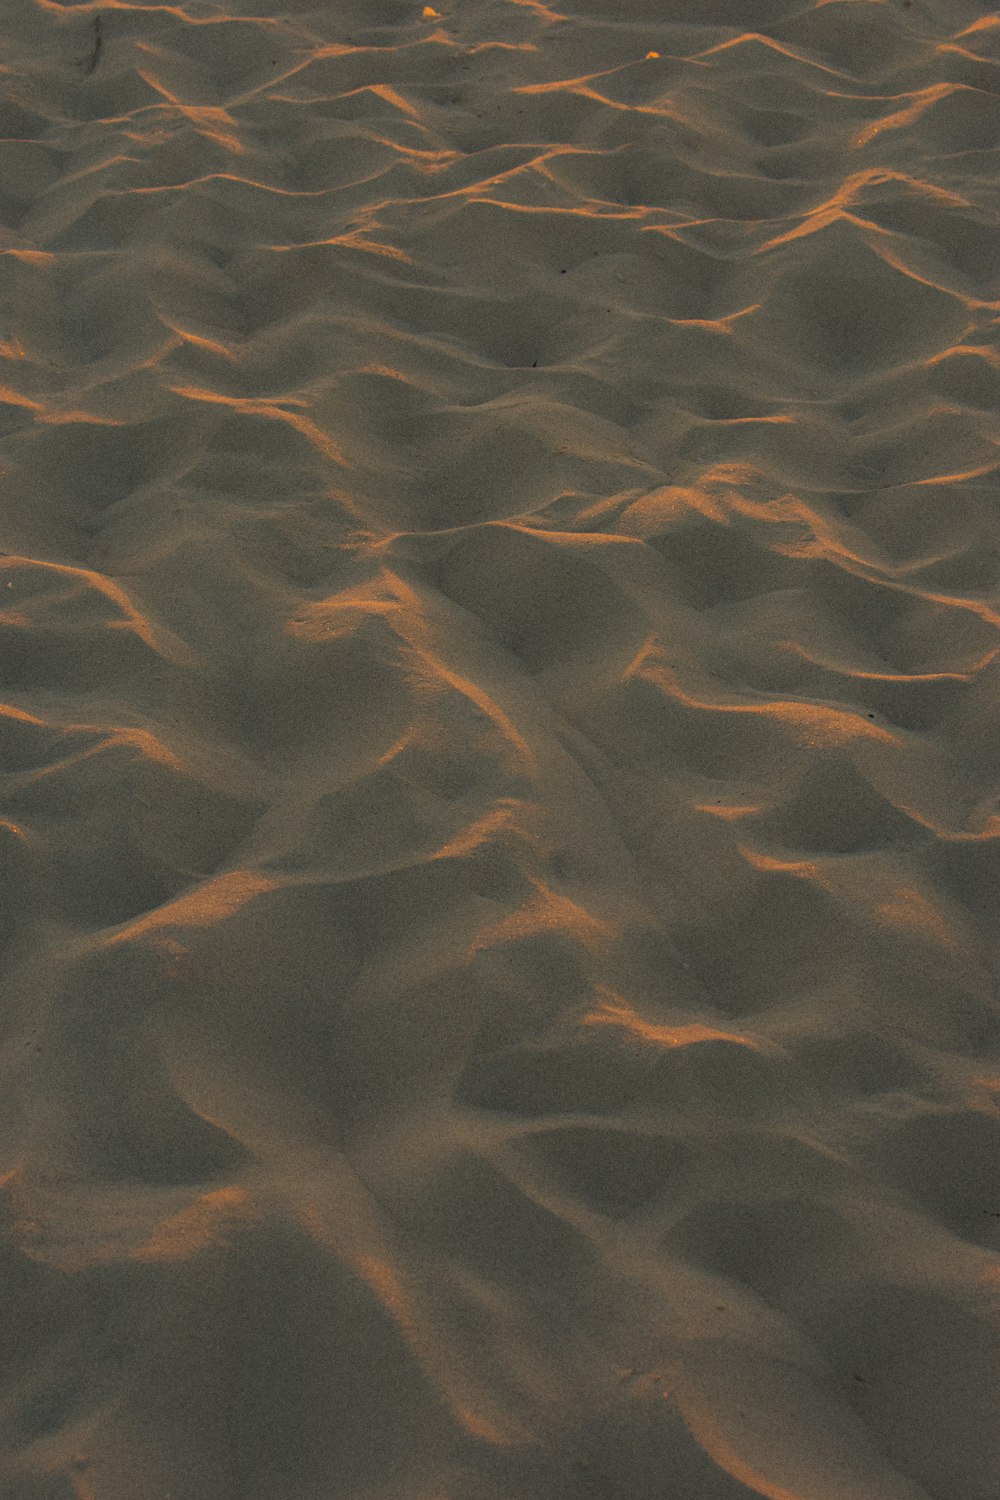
<box><xmin>1</xmin><ymin>0</ymin><xmax>999</xmax><ymax>1496</ymax></box>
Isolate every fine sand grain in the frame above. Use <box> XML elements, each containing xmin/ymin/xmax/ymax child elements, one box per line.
<box><xmin>1</xmin><ymin>0</ymin><xmax>999</xmax><ymax>1497</ymax></box>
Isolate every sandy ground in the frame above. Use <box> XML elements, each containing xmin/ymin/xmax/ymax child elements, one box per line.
<box><xmin>1</xmin><ymin>0</ymin><xmax>999</xmax><ymax>1496</ymax></box>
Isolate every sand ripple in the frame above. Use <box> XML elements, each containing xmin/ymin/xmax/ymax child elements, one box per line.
<box><xmin>1</xmin><ymin>1</ymin><xmax>999</xmax><ymax>1496</ymax></box>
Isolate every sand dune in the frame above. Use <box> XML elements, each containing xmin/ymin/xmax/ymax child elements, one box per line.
<box><xmin>1</xmin><ymin>0</ymin><xmax>999</xmax><ymax>1496</ymax></box>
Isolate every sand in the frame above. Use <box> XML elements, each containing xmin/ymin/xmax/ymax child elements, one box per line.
<box><xmin>1</xmin><ymin>0</ymin><xmax>999</xmax><ymax>1495</ymax></box>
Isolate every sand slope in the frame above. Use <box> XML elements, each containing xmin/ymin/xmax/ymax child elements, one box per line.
<box><xmin>1</xmin><ymin>0</ymin><xmax>999</xmax><ymax>1496</ymax></box>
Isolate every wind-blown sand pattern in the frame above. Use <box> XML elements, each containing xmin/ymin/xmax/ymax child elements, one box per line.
<box><xmin>1</xmin><ymin>0</ymin><xmax>999</xmax><ymax>1495</ymax></box>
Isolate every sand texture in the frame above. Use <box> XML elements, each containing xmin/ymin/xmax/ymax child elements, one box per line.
<box><xmin>1</xmin><ymin>0</ymin><xmax>1000</xmax><ymax>1496</ymax></box>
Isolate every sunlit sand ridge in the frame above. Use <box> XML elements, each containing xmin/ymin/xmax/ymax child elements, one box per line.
<box><xmin>1</xmin><ymin>0</ymin><xmax>999</xmax><ymax>1495</ymax></box>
